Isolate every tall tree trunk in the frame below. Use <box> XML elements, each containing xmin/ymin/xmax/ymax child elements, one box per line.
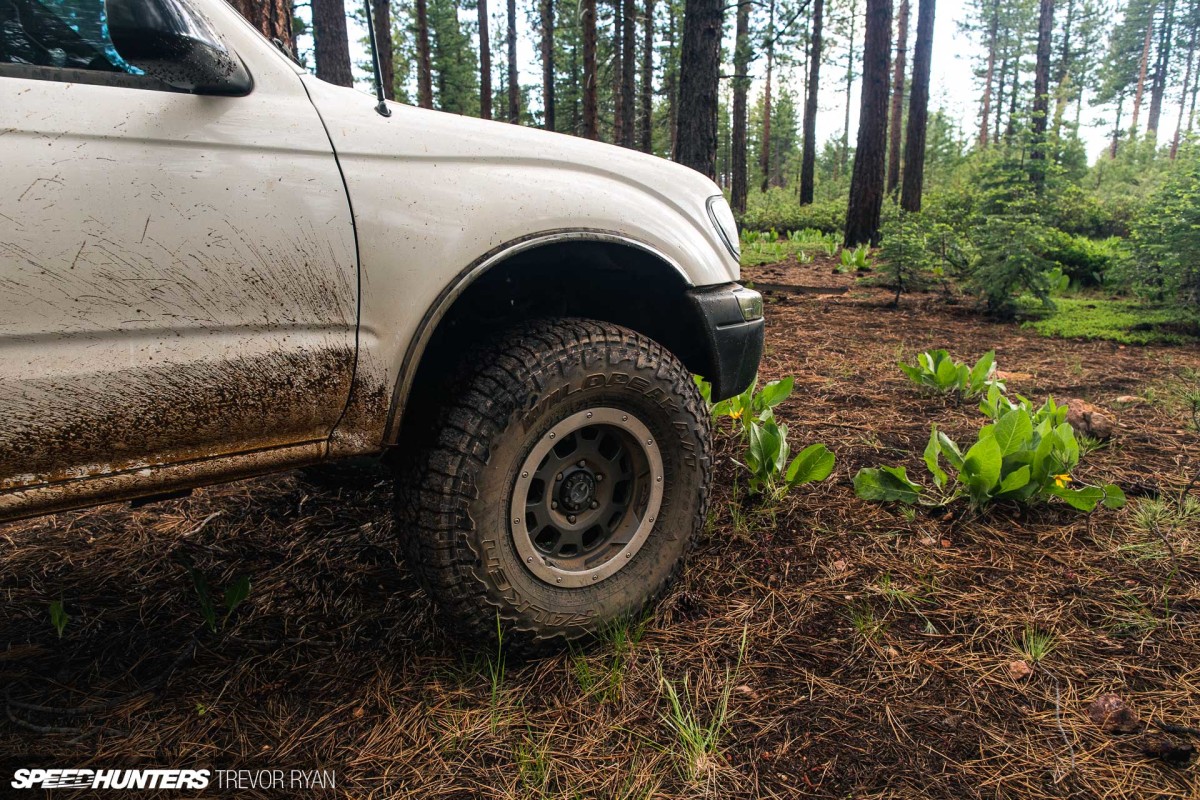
<box><xmin>731</xmin><ymin>0</ymin><xmax>752</xmax><ymax>212</ymax></box>
<box><xmin>479</xmin><ymin>0</ymin><xmax>493</xmax><ymax>118</ymax></box>
<box><xmin>622</xmin><ymin>0</ymin><xmax>637</xmax><ymax>145</ymax></box>
<box><xmin>675</xmin><ymin>0</ymin><xmax>723</xmax><ymax>178</ymax></box>
<box><xmin>1051</xmin><ymin>0</ymin><xmax>1073</xmax><ymax>139</ymax></box>
<box><xmin>541</xmin><ymin>0</ymin><xmax>556</xmax><ymax>129</ymax></box>
<box><xmin>1029</xmin><ymin>0</ymin><xmax>1053</xmax><ymax>190</ymax></box>
<box><xmin>899</xmin><ymin>0</ymin><xmax>933</xmax><ymax>212</ymax></box>
<box><xmin>667</xmin><ymin>3</ymin><xmax>679</xmax><ymax>155</ymax></box>
<box><xmin>760</xmin><ymin>0</ymin><xmax>776</xmax><ymax>192</ymax></box>
<box><xmin>416</xmin><ymin>0</ymin><xmax>433</xmax><ymax>106</ymax></box>
<box><xmin>1110</xmin><ymin>93</ymin><xmax>1124</xmax><ymax>157</ymax></box>
<box><xmin>840</xmin><ymin>0</ymin><xmax>857</xmax><ymax>178</ymax></box>
<box><xmin>1131</xmin><ymin>10</ymin><xmax>1154</xmax><ymax>135</ymax></box>
<box><xmin>1004</xmin><ymin>69</ymin><xmax>1018</xmax><ymax>143</ymax></box>
<box><xmin>1148</xmin><ymin>0</ymin><xmax>1174</xmax><ymax>136</ymax></box>
<box><xmin>978</xmin><ymin>0</ymin><xmax>998</xmax><ymax>147</ymax></box>
<box><xmin>311</xmin><ymin>0</ymin><xmax>354</xmax><ymax>87</ymax></box>
<box><xmin>1171</xmin><ymin>23</ymin><xmax>1197</xmax><ymax>158</ymax></box>
<box><xmin>886</xmin><ymin>0</ymin><xmax>909</xmax><ymax>195</ymax></box>
<box><xmin>641</xmin><ymin>0</ymin><xmax>656</xmax><ymax>152</ymax></box>
<box><xmin>370</xmin><ymin>0</ymin><xmax>394</xmax><ymax>99</ymax></box>
<box><xmin>844</xmin><ymin>0</ymin><xmax>892</xmax><ymax>246</ymax></box>
<box><xmin>508</xmin><ymin>0</ymin><xmax>520</xmax><ymax>121</ymax></box>
<box><xmin>614</xmin><ymin>0</ymin><xmax>625</xmax><ymax>139</ymax></box>
<box><xmin>228</xmin><ymin>0</ymin><xmax>293</xmax><ymax>48</ymax></box>
<box><xmin>994</xmin><ymin>52</ymin><xmax>1008</xmax><ymax>143</ymax></box>
<box><xmin>583</xmin><ymin>0</ymin><xmax>599</xmax><ymax>137</ymax></box>
<box><xmin>800</xmin><ymin>0</ymin><xmax>824</xmax><ymax>204</ymax></box>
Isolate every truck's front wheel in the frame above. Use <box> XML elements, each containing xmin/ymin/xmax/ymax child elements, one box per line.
<box><xmin>396</xmin><ymin>318</ymin><xmax>711</xmax><ymax>647</ymax></box>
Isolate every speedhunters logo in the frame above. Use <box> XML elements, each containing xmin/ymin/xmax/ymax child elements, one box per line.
<box><xmin>10</xmin><ymin>767</ymin><xmax>337</xmax><ymax>790</ymax></box>
<box><xmin>10</xmin><ymin>769</ymin><xmax>210</xmax><ymax>789</ymax></box>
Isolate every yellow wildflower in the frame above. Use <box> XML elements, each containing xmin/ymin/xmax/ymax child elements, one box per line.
<box><xmin>729</xmin><ymin>408</ymin><xmax>743</xmax><ymax>420</ymax></box>
<box><xmin>1053</xmin><ymin>474</ymin><xmax>1071</xmax><ymax>488</ymax></box>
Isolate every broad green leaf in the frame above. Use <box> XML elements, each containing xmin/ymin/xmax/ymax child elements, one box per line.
<box><xmin>997</xmin><ymin>465</ymin><xmax>1031</xmax><ymax>495</ymax></box>
<box><xmin>963</xmin><ymin>435</ymin><xmax>1003</xmax><ymax>491</ymax></box>
<box><xmin>786</xmin><ymin>444</ymin><xmax>836</xmax><ymax>486</ymax></box>
<box><xmin>923</xmin><ymin>427</ymin><xmax>947</xmax><ymax>489</ymax></box>
<box><xmin>853</xmin><ymin>466</ymin><xmax>923</xmax><ymax>504</ymax></box>
<box><xmin>223</xmin><ymin>576</ymin><xmax>251</xmax><ymax>619</ymax></box>
<box><xmin>935</xmin><ymin>356</ymin><xmax>960</xmax><ymax>390</ymax></box>
<box><xmin>1046</xmin><ymin>484</ymin><xmax>1104</xmax><ymax>511</ymax></box>
<box><xmin>1102</xmin><ymin>484</ymin><xmax>1126</xmax><ymax>510</ymax></box>
<box><xmin>937</xmin><ymin>431</ymin><xmax>965</xmax><ymax>471</ymax></box>
<box><xmin>757</xmin><ymin>377</ymin><xmax>794</xmax><ymax>409</ymax></box>
<box><xmin>969</xmin><ymin>351</ymin><xmax>996</xmax><ymax>389</ymax></box>
<box><xmin>993</xmin><ymin>409</ymin><xmax>1033</xmax><ymax>456</ymax></box>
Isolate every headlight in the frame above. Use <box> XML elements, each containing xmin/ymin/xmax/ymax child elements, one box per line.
<box><xmin>706</xmin><ymin>195</ymin><xmax>740</xmax><ymax>261</ymax></box>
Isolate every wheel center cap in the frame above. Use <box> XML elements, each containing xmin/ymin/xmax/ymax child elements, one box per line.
<box><xmin>559</xmin><ymin>471</ymin><xmax>596</xmax><ymax>513</ymax></box>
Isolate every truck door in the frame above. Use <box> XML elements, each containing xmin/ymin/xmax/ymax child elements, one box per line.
<box><xmin>0</xmin><ymin>0</ymin><xmax>358</xmax><ymax>513</ymax></box>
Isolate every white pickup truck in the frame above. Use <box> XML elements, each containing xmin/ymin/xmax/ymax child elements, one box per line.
<box><xmin>0</xmin><ymin>0</ymin><xmax>764</xmax><ymax>645</ymax></box>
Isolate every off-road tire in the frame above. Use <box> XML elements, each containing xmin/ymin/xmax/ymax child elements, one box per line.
<box><xmin>396</xmin><ymin>318</ymin><xmax>711</xmax><ymax>648</ymax></box>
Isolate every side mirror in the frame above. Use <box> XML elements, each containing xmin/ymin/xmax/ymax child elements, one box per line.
<box><xmin>105</xmin><ymin>0</ymin><xmax>252</xmax><ymax>95</ymax></box>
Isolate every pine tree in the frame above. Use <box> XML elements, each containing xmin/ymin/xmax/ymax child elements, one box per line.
<box><xmin>1030</xmin><ymin>0</ymin><xmax>1054</xmax><ymax>190</ymax></box>
<box><xmin>508</xmin><ymin>0</ymin><xmax>520</xmax><ymax>121</ymax></box>
<box><xmin>730</xmin><ymin>0</ymin><xmax>753</xmax><ymax>212</ymax></box>
<box><xmin>844</xmin><ymin>0</ymin><xmax>892</xmax><ymax>246</ymax></box>
<box><xmin>312</xmin><ymin>0</ymin><xmax>354</xmax><ymax>86</ymax></box>
<box><xmin>583</xmin><ymin>0</ymin><xmax>599</xmax><ymax>137</ymax></box>
<box><xmin>800</xmin><ymin>0</ymin><xmax>824</xmax><ymax>204</ymax></box>
<box><xmin>675</xmin><ymin>0</ymin><xmax>723</xmax><ymax>177</ymax></box>
<box><xmin>887</xmin><ymin>0</ymin><xmax>909</xmax><ymax>194</ymax></box>
<box><xmin>900</xmin><ymin>0</ymin><xmax>933</xmax><ymax>211</ymax></box>
<box><xmin>416</xmin><ymin>0</ymin><xmax>433</xmax><ymax>106</ymax></box>
<box><xmin>641</xmin><ymin>0</ymin><xmax>656</xmax><ymax>152</ymax></box>
<box><xmin>229</xmin><ymin>0</ymin><xmax>293</xmax><ymax>52</ymax></box>
<box><xmin>478</xmin><ymin>0</ymin><xmax>493</xmax><ymax>118</ymax></box>
<box><xmin>542</xmin><ymin>0</ymin><xmax>556</xmax><ymax>129</ymax></box>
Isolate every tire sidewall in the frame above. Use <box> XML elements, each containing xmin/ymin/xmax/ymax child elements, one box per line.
<box><xmin>468</xmin><ymin>344</ymin><xmax>708</xmax><ymax>639</ymax></box>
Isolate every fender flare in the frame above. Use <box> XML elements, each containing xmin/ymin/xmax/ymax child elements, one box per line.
<box><xmin>383</xmin><ymin>228</ymin><xmax>692</xmax><ymax>444</ymax></box>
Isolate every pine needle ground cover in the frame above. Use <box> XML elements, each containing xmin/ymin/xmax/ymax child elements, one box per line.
<box><xmin>1</xmin><ymin>268</ymin><xmax>1198</xmax><ymax>799</ymax></box>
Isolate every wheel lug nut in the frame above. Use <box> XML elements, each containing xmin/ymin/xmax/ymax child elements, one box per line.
<box><xmin>568</xmin><ymin>515</ymin><xmax>577</xmax><ymax>523</ymax></box>
<box><xmin>551</xmin><ymin>500</ymin><xmax>558</xmax><ymax>509</ymax></box>
<box><xmin>578</xmin><ymin>460</ymin><xmax>586</xmax><ymax>467</ymax></box>
<box><xmin>596</xmin><ymin>473</ymin><xmax>604</xmax><ymax>481</ymax></box>
<box><xmin>591</xmin><ymin>501</ymin><xmax>599</xmax><ymax>509</ymax></box>
<box><xmin>556</xmin><ymin>473</ymin><xmax>563</xmax><ymax>481</ymax></box>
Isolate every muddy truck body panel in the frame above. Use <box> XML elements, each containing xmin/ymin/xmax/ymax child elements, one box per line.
<box><xmin>0</xmin><ymin>0</ymin><xmax>762</xmax><ymax>523</ymax></box>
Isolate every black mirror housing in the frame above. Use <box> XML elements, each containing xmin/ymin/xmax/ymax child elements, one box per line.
<box><xmin>106</xmin><ymin>0</ymin><xmax>252</xmax><ymax>95</ymax></box>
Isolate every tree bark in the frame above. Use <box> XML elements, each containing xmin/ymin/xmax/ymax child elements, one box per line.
<box><xmin>675</xmin><ymin>0</ymin><xmax>723</xmax><ymax>178</ymax></box>
<box><xmin>1148</xmin><ymin>0</ymin><xmax>1174</xmax><ymax>136</ymax></box>
<box><xmin>844</xmin><ymin>0</ymin><xmax>892</xmax><ymax>246</ymax></box>
<box><xmin>228</xmin><ymin>0</ymin><xmax>293</xmax><ymax>47</ymax></box>
<box><xmin>1029</xmin><ymin>0</ymin><xmax>1053</xmax><ymax>190</ymax></box>
<box><xmin>541</xmin><ymin>0</ymin><xmax>556</xmax><ymax>129</ymax></box>
<box><xmin>1050</xmin><ymin>0</ymin><xmax>1073</xmax><ymax>139</ymax></box>
<box><xmin>667</xmin><ymin>3</ymin><xmax>679</xmax><ymax>155</ymax></box>
<box><xmin>978</xmin><ymin>0</ymin><xmax>998</xmax><ymax>147</ymax></box>
<box><xmin>1110</xmin><ymin>93</ymin><xmax>1124</xmax><ymax>158</ymax></box>
<box><xmin>1171</xmin><ymin>22</ymin><xmax>1196</xmax><ymax>158</ymax></box>
<box><xmin>840</xmin><ymin>0</ymin><xmax>857</xmax><ymax>178</ymax></box>
<box><xmin>886</xmin><ymin>0</ymin><xmax>908</xmax><ymax>195</ymax></box>
<box><xmin>622</xmin><ymin>0</ymin><xmax>637</xmax><ymax>146</ymax></box>
<box><xmin>583</xmin><ymin>0</ymin><xmax>599</xmax><ymax>138</ymax></box>
<box><xmin>800</xmin><ymin>0</ymin><xmax>823</xmax><ymax>204</ymax></box>
<box><xmin>479</xmin><ymin>0</ymin><xmax>492</xmax><ymax>118</ymax></box>
<box><xmin>760</xmin><ymin>0</ymin><xmax>776</xmax><ymax>193</ymax></box>
<box><xmin>416</xmin><ymin>0</ymin><xmax>433</xmax><ymax>106</ymax></box>
<box><xmin>731</xmin><ymin>0</ymin><xmax>752</xmax><ymax>212</ymax></box>
<box><xmin>1131</xmin><ymin>9</ymin><xmax>1154</xmax><ymax>135</ymax></box>
<box><xmin>311</xmin><ymin>0</ymin><xmax>354</xmax><ymax>87</ymax></box>
<box><xmin>899</xmin><ymin>0</ymin><xmax>933</xmax><ymax>212</ymax></box>
<box><xmin>641</xmin><ymin>0</ymin><xmax>656</xmax><ymax>152</ymax></box>
<box><xmin>508</xmin><ymin>0</ymin><xmax>520</xmax><ymax>121</ymax></box>
<box><xmin>614</xmin><ymin>0</ymin><xmax>625</xmax><ymax>139</ymax></box>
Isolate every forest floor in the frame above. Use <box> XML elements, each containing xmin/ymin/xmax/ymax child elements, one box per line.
<box><xmin>2</xmin><ymin>253</ymin><xmax>1199</xmax><ymax>799</ymax></box>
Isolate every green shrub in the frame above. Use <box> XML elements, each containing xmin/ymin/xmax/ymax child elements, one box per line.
<box><xmin>875</xmin><ymin>211</ymin><xmax>938</xmax><ymax>302</ymax></box>
<box><xmin>967</xmin><ymin>216</ymin><xmax>1056</xmax><ymax>319</ymax></box>
<box><xmin>697</xmin><ymin>375</ymin><xmax>794</xmax><ymax>436</ymax></box>
<box><xmin>854</xmin><ymin>406</ymin><xmax>1125</xmax><ymax>512</ymax></box>
<box><xmin>740</xmin><ymin>189</ymin><xmax>845</xmax><ymax>234</ymax></box>
<box><xmin>1041</xmin><ymin>229</ymin><xmax>1129</xmax><ymax>287</ymax></box>
<box><xmin>1129</xmin><ymin>153</ymin><xmax>1200</xmax><ymax>306</ymax></box>
<box><xmin>743</xmin><ymin>418</ymin><xmax>835</xmax><ymax>497</ymax></box>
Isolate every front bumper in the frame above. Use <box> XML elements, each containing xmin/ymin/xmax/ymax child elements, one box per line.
<box><xmin>685</xmin><ymin>283</ymin><xmax>765</xmax><ymax>401</ymax></box>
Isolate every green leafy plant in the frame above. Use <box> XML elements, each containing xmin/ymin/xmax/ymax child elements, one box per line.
<box><xmin>742</xmin><ymin>417</ymin><xmax>835</xmax><ymax>498</ymax></box>
<box><xmin>697</xmin><ymin>374</ymin><xmax>794</xmax><ymax>436</ymax></box>
<box><xmin>978</xmin><ymin>383</ymin><xmax>1063</xmax><ymax>427</ymax></box>
<box><xmin>854</xmin><ymin>406</ymin><xmax>1126</xmax><ymax>512</ymax></box>
<box><xmin>48</xmin><ymin>600</ymin><xmax>68</xmax><ymax>639</ymax></box>
<box><xmin>187</xmin><ymin>567</ymin><xmax>251</xmax><ymax>633</ymax></box>
<box><xmin>838</xmin><ymin>244</ymin><xmax>872</xmax><ymax>272</ymax></box>
<box><xmin>899</xmin><ymin>350</ymin><xmax>1002</xmax><ymax>400</ymax></box>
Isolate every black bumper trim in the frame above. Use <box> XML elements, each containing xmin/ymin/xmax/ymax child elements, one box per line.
<box><xmin>685</xmin><ymin>284</ymin><xmax>765</xmax><ymax>401</ymax></box>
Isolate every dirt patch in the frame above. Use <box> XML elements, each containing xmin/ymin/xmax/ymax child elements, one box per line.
<box><xmin>1</xmin><ymin>275</ymin><xmax>1198</xmax><ymax>798</ymax></box>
